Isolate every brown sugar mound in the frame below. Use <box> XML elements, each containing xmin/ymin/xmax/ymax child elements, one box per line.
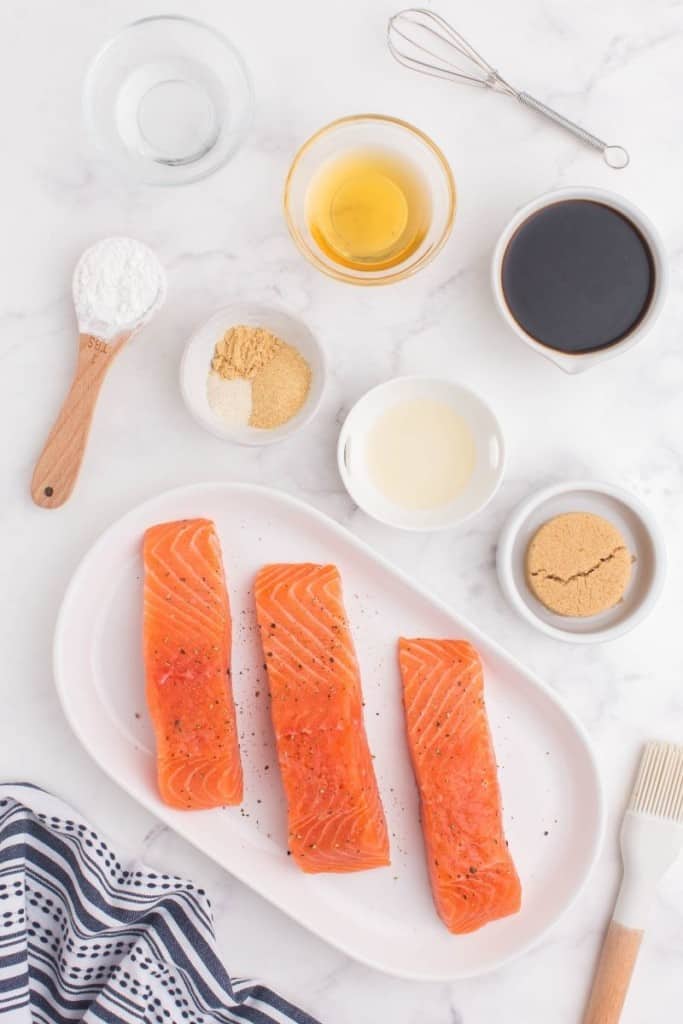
<box><xmin>526</xmin><ymin>511</ymin><xmax>633</xmax><ymax>618</ymax></box>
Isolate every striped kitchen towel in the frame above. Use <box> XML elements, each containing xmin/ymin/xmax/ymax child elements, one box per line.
<box><xmin>0</xmin><ymin>783</ymin><xmax>320</xmax><ymax>1024</ymax></box>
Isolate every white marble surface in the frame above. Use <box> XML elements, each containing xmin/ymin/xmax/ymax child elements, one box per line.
<box><xmin>1</xmin><ymin>0</ymin><xmax>682</xmax><ymax>1020</ymax></box>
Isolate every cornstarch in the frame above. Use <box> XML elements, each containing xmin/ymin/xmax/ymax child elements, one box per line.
<box><xmin>73</xmin><ymin>236</ymin><xmax>166</xmax><ymax>339</ymax></box>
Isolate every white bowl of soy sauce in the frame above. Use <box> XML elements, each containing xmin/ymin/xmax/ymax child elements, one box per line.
<box><xmin>491</xmin><ymin>187</ymin><xmax>667</xmax><ymax>373</ymax></box>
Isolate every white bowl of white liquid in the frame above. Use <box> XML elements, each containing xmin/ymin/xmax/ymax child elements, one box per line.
<box><xmin>338</xmin><ymin>377</ymin><xmax>505</xmax><ymax>531</ymax></box>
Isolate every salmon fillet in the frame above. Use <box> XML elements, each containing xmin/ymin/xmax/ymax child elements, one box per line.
<box><xmin>255</xmin><ymin>563</ymin><xmax>390</xmax><ymax>873</ymax></box>
<box><xmin>143</xmin><ymin>519</ymin><xmax>243</xmax><ymax>810</ymax></box>
<box><xmin>399</xmin><ymin>638</ymin><xmax>521</xmax><ymax>933</ymax></box>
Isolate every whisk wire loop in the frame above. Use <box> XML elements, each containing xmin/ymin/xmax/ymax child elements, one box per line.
<box><xmin>388</xmin><ymin>8</ymin><xmax>517</xmax><ymax>94</ymax></box>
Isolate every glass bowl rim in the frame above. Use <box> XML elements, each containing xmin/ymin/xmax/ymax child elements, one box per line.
<box><xmin>283</xmin><ymin>113</ymin><xmax>456</xmax><ymax>286</ymax></box>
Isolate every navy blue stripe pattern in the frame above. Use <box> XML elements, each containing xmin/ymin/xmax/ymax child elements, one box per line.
<box><xmin>0</xmin><ymin>784</ymin><xmax>320</xmax><ymax>1024</ymax></box>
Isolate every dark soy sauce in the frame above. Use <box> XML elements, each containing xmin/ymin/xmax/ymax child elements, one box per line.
<box><xmin>501</xmin><ymin>200</ymin><xmax>655</xmax><ymax>354</ymax></box>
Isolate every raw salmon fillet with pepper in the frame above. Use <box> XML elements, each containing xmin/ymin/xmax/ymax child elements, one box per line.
<box><xmin>398</xmin><ymin>638</ymin><xmax>521</xmax><ymax>933</ymax></box>
<box><xmin>143</xmin><ymin>519</ymin><xmax>243</xmax><ymax>810</ymax></box>
<box><xmin>255</xmin><ymin>563</ymin><xmax>390</xmax><ymax>873</ymax></box>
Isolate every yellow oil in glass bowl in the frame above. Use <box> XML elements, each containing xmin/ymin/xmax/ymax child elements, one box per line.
<box><xmin>305</xmin><ymin>147</ymin><xmax>432</xmax><ymax>272</ymax></box>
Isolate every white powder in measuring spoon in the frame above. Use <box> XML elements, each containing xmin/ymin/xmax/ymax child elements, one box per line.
<box><xmin>73</xmin><ymin>236</ymin><xmax>166</xmax><ymax>339</ymax></box>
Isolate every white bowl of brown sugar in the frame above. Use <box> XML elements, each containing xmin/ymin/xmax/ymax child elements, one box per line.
<box><xmin>181</xmin><ymin>303</ymin><xmax>326</xmax><ymax>445</ymax></box>
<box><xmin>496</xmin><ymin>480</ymin><xmax>666</xmax><ymax>643</ymax></box>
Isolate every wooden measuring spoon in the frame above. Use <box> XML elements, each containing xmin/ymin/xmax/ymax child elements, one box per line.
<box><xmin>31</xmin><ymin>330</ymin><xmax>132</xmax><ymax>509</ymax></box>
<box><xmin>31</xmin><ymin>236</ymin><xmax>166</xmax><ymax>509</ymax></box>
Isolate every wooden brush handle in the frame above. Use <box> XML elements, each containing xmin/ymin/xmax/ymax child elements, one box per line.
<box><xmin>583</xmin><ymin>921</ymin><xmax>644</xmax><ymax>1024</ymax></box>
<box><xmin>31</xmin><ymin>333</ymin><xmax>126</xmax><ymax>508</ymax></box>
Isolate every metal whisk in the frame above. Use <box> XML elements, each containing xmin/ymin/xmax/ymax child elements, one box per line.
<box><xmin>388</xmin><ymin>8</ymin><xmax>629</xmax><ymax>168</ymax></box>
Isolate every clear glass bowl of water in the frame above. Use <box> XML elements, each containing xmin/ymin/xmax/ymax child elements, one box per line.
<box><xmin>83</xmin><ymin>15</ymin><xmax>254</xmax><ymax>186</ymax></box>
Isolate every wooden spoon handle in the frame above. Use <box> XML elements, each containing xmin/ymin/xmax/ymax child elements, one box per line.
<box><xmin>31</xmin><ymin>333</ymin><xmax>122</xmax><ymax>508</ymax></box>
<box><xmin>583</xmin><ymin>921</ymin><xmax>644</xmax><ymax>1024</ymax></box>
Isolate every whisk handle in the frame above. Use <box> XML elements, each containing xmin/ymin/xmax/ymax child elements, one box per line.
<box><xmin>517</xmin><ymin>91</ymin><xmax>629</xmax><ymax>169</ymax></box>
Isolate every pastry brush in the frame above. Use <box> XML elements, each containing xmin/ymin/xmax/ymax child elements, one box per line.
<box><xmin>583</xmin><ymin>741</ymin><xmax>683</xmax><ymax>1023</ymax></box>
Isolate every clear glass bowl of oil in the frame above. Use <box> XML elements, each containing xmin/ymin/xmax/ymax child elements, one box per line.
<box><xmin>284</xmin><ymin>115</ymin><xmax>456</xmax><ymax>285</ymax></box>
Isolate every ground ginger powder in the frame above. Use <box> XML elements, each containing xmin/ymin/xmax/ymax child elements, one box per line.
<box><xmin>210</xmin><ymin>324</ymin><xmax>312</xmax><ymax>429</ymax></box>
<box><xmin>212</xmin><ymin>325</ymin><xmax>282</xmax><ymax>380</ymax></box>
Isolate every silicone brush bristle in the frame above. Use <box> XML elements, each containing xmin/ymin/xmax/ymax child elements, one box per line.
<box><xmin>628</xmin><ymin>742</ymin><xmax>683</xmax><ymax>822</ymax></box>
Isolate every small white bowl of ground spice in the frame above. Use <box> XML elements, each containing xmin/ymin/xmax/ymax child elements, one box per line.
<box><xmin>181</xmin><ymin>304</ymin><xmax>325</xmax><ymax>445</ymax></box>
